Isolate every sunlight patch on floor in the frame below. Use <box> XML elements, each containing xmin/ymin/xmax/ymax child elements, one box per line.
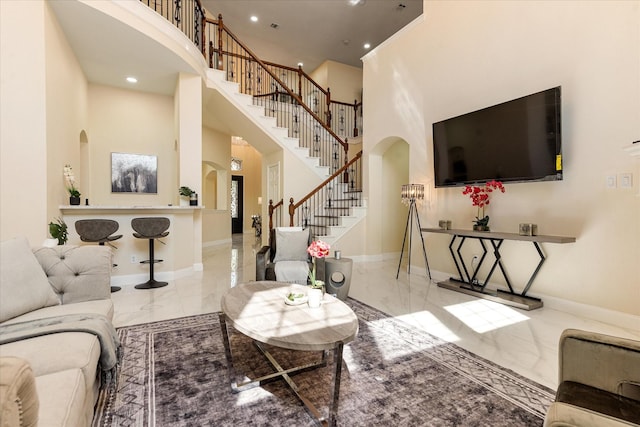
<box><xmin>444</xmin><ymin>299</ymin><xmax>529</xmax><ymax>333</ymax></box>
<box><xmin>394</xmin><ymin>311</ymin><xmax>460</xmax><ymax>343</ymax></box>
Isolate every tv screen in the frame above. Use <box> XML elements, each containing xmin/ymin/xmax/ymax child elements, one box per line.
<box><xmin>432</xmin><ymin>87</ymin><xmax>562</xmax><ymax>187</ymax></box>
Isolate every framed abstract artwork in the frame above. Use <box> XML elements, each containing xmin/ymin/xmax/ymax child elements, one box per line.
<box><xmin>111</xmin><ymin>153</ymin><xmax>158</xmax><ymax>193</ymax></box>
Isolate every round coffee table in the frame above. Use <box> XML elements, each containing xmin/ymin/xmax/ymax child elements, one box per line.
<box><xmin>219</xmin><ymin>281</ymin><xmax>359</xmax><ymax>426</ymax></box>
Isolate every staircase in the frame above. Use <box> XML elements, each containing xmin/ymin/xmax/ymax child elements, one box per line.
<box><xmin>142</xmin><ymin>0</ymin><xmax>366</xmax><ymax>245</ymax></box>
<box><xmin>208</xmin><ymin>67</ymin><xmax>366</xmax><ymax>246</ymax></box>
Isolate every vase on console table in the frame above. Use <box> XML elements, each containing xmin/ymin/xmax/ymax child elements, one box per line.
<box><xmin>473</xmin><ymin>224</ymin><xmax>490</xmax><ymax>232</ymax></box>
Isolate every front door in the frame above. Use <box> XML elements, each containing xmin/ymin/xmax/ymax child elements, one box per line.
<box><xmin>231</xmin><ymin>175</ymin><xmax>244</xmax><ymax>234</ymax></box>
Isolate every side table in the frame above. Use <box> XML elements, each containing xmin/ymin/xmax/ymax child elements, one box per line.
<box><xmin>324</xmin><ymin>257</ymin><xmax>353</xmax><ymax>300</ymax></box>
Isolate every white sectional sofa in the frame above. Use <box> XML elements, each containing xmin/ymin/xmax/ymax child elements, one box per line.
<box><xmin>0</xmin><ymin>237</ymin><xmax>119</xmax><ymax>427</ymax></box>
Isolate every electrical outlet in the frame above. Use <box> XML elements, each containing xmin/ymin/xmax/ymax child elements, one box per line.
<box><xmin>620</xmin><ymin>173</ymin><xmax>633</xmax><ymax>188</ymax></box>
<box><xmin>130</xmin><ymin>255</ymin><xmax>137</xmax><ymax>263</ymax></box>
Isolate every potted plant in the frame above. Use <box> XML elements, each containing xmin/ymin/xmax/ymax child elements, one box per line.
<box><xmin>307</xmin><ymin>239</ymin><xmax>331</xmax><ymax>290</ymax></box>
<box><xmin>179</xmin><ymin>186</ymin><xmax>198</xmax><ymax>206</ymax></box>
<box><xmin>462</xmin><ymin>180</ymin><xmax>505</xmax><ymax>231</ymax></box>
<box><xmin>64</xmin><ymin>164</ymin><xmax>81</xmax><ymax>205</ymax></box>
<box><xmin>48</xmin><ymin>217</ymin><xmax>68</xmax><ymax>245</ymax></box>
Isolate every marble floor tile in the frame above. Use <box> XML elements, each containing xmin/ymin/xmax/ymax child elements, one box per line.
<box><xmin>111</xmin><ymin>234</ymin><xmax>639</xmax><ymax>390</ymax></box>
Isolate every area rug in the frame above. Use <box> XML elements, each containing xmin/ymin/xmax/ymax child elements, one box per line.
<box><xmin>92</xmin><ymin>299</ymin><xmax>554</xmax><ymax>426</ymax></box>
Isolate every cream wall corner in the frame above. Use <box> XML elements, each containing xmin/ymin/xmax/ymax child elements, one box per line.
<box><xmin>363</xmin><ymin>0</ymin><xmax>640</xmax><ymax>315</ymax></box>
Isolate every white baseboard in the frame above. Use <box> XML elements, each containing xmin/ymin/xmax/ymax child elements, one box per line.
<box><xmin>111</xmin><ymin>265</ymin><xmax>194</xmax><ymax>288</ymax></box>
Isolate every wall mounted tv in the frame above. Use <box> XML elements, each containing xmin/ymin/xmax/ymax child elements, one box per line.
<box><xmin>432</xmin><ymin>86</ymin><xmax>562</xmax><ymax>188</ymax></box>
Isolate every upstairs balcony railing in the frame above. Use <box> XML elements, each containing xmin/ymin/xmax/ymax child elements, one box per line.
<box><xmin>140</xmin><ymin>0</ymin><xmax>206</xmax><ymax>52</ymax></box>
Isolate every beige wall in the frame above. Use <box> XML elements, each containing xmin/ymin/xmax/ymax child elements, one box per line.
<box><xmin>45</xmin><ymin>1</ymin><xmax>89</xmax><ymax>225</ymax></box>
<box><xmin>87</xmin><ymin>84</ymin><xmax>176</xmax><ymax>205</ymax></box>
<box><xmin>202</xmin><ymin>126</ymin><xmax>231</xmax><ymax>245</ymax></box>
<box><xmin>311</xmin><ymin>60</ymin><xmax>362</xmax><ymax>104</ymax></box>
<box><xmin>1</xmin><ymin>1</ymin><xmax>50</xmax><ymax>244</ymax></box>
<box><xmin>363</xmin><ymin>0</ymin><xmax>640</xmax><ymax>315</ymax></box>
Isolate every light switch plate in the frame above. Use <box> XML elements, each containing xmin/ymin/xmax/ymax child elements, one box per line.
<box><xmin>620</xmin><ymin>173</ymin><xmax>633</xmax><ymax>188</ymax></box>
<box><xmin>606</xmin><ymin>175</ymin><xmax>617</xmax><ymax>188</ymax></box>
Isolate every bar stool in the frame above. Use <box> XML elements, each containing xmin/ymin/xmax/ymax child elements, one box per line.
<box><xmin>74</xmin><ymin>219</ymin><xmax>123</xmax><ymax>293</ymax></box>
<box><xmin>131</xmin><ymin>217</ymin><xmax>170</xmax><ymax>289</ymax></box>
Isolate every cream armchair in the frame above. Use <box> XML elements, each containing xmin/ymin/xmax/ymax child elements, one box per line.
<box><xmin>544</xmin><ymin>329</ymin><xmax>640</xmax><ymax>427</ymax></box>
<box><xmin>256</xmin><ymin>227</ymin><xmax>319</xmax><ymax>284</ymax></box>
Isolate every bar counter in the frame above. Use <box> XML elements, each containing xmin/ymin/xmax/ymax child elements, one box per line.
<box><xmin>60</xmin><ymin>205</ymin><xmax>202</xmax><ymax>287</ymax></box>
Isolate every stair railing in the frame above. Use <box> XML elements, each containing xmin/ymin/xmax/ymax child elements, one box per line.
<box><xmin>205</xmin><ymin>14</ymin><xmax>350</xmax><ymax>174</ymax></box>
<box><xmin>268</xmin><ymin>198</ymin><xmax>284</xmax><ymax>232</ymax></box>
<box><xmin>141</xmin><ymin>0</ymin><xmax>206</xmax><ymax>53</ymax></box>
<box><xmin>286</xmin><ymin>151</ymin><xmax>363</xmax><ymax>237</ymax></box>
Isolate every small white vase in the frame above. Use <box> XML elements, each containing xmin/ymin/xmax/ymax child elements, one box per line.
<box><xmin>308</xmin><ymin>288</ymin><xmax>323</xmax><ymax>308</ymax></box>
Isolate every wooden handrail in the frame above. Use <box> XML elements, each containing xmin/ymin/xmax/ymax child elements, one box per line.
<box><xmin>211</xmin><ymin>14</ymin><xmax>349</xmax><ymax>153</ymax></box>
<box><xmin>289</xmin><ymin>150</ymin><xmax>363</xmax><ymax>225</ymax></box>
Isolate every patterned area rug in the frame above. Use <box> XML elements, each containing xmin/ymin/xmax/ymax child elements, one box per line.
<box><xmin>93</xmin><ymin>299</ymin><xmax>554</xmax><ymax>426</ymax></box>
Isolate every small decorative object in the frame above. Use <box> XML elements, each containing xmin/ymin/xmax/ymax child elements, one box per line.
<box><xmin>307</xmin><ymin>239</ymin><xmax>330</xmax><ymax>290</ymax></box>
<box><xmin>334</xmin><ymin>250</ymin><xmax>341</xmax><ymax>260</ymax></box>
<box><xmin>251</xmin><ymin>214</ymin><xmax>262</xmax><ymax>237</ymax></box>
<box><xmin>48</xmin><ymin>217</ymin><xmax>68</xmax><ymax>245</ymax></box>
<box><xmin>63</xmin><ymin>164</ymin><xmax>81</xmax><ymax>205</ymax></box>
<box><xmin>308</xmin><ymin>287</ymin><xmax>323</xmax><ymax>308</ymax></box>
<box><xmin>462</xmin><ymin>180</ymin><xmax>505</xmax><ymax>231</ymax></box>
<box><xmin>189</xmin><ymin>192</ymin><xmax>198</xmax><ymax>206</ymax></box>
<box><xmin>439</xmin><ymin>220</ymin><xmax>452</xmax><ymax>230</ymax></box>
<box><xmin>179</xmin><ymin>186</ymin><xmax>195</xmax><ymax>206</ymax></box>
<box><xmin>284</xmin><ymin>291</ymin><xmax>308</xmax><ymax>306</ymax></box>
<box><xmin>519</xmin><ymin>223</ymin><xmax>538</xmax><ymax>236</ymax></box>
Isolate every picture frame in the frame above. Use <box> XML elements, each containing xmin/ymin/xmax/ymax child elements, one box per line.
<box><xmin>111</xmin><ymin>152</ymin><xmax>158</xmax><ymax>193</ymax></box>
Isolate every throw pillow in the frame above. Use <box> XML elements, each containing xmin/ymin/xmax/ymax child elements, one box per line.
<box><xmin>273</xmin><ymin>228</ymin><xmax>310</xmax><ymax>263</ymax></box>
<box><xmin>0</xmin><ymin>237</ymin><xmax>59</xmax><ymax>323</ymax></box>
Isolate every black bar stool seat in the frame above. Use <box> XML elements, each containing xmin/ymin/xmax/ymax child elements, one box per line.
<box><xmin>74</xmin><ymin>219</ymin><xmax>122</xmax><ymax>292</ymax></box>
<box><xmin>131</xmin><ymin>217</ymin><xmax>170</xmax><ymax>289</ymax></box>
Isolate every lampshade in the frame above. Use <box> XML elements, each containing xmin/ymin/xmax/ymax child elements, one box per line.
<box><xmin>401</xmin><ymin>184</ymin><xmax>424</xmax><ymax>202</ymax></box>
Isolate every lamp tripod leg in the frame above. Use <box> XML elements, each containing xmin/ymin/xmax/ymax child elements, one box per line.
<box><xmin>413</xmin><ymin>205</ymin><xmax>431</xmax><ymax>280</ymax></box>
<box><xmin>396</xmin><ymin>201</ymin><xmax>413</xmax><ymax>279</ymax></box>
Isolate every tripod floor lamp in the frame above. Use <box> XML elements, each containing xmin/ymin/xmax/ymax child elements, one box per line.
<box><xmin>396</xmin><ymin>183</ymin><xmax>431</xmax><ymax>280</ymax></box>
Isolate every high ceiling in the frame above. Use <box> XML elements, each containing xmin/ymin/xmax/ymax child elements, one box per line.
<box><xmin>201</xmin><ymin>0</ymin><xmax>423</xmax><ymax>72</ymax></box>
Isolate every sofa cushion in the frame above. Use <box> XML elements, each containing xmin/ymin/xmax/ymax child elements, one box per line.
<box><xmin>33</xmin><ymin>245</ymin><xmax>111</xmax><ymax>304</ymax></box>
<box><xmin>35</xmin><ymin>368</ymin><xmax>86</xmax><ymax>427</ymax></box>
<box><xmin>544</xmin><ymin>401</ymin><xmax>638</xmax><ymax>427</ymax></box>
<box><xmin>0</xmin><ymin>357</ymin><xmax>39</xmax><ymax>427</ymax></box>
<box><xmin>0</xmin><ymin>238</ymin><xmax>59</xmax><ymax>323</ymax></box>
<box><xmin>555</xmin><ymin>381</ymin><xmax>640</xmax><ymax>425</ymax></box>
<box><xmin>0</xmin><ymin>332</ymin><xmax>101</xmax><ymax>402</ymax></box>
<box><xmin>273</xmin><ymin>228</ymin><xmax>310</xmax><ymax>263</ymax></box>
<box><xmin>1</xmin><ymin>300</ymin><xmax>114</xmax><ymax>326</ymax></box>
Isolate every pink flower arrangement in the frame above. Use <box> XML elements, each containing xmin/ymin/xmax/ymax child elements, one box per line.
<box><xmin>307</xmin><ymin>239</ymin><xmax>330</xmax><ymax>286</ymax></box>
<box><xmin>462</xmin><ymin>180</ymin><xmax>505</xmax><ymax>228</ymax></box>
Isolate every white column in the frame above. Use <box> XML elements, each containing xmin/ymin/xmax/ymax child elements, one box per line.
<box><xmin>176</xmin><ymin>73</ymin><xmax>203</xmax><ymax>269</ymax></box>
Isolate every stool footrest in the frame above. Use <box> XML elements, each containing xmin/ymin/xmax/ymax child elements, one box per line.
<box><xmin>140</xmin><ymin>259</ymin><xmax>164</xmax><ymax>265</ymax></box>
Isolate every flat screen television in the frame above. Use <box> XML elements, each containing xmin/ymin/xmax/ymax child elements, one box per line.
<box><xmin>432</xmin><ymin>87</ymin><xmax>562</xmax><ymax>187</ymax></box>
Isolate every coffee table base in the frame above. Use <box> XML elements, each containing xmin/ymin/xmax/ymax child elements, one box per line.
<box><xmin>219</xmin><ymin>313</ymin><xmax>345</xmax><ymax>427</ymax></box>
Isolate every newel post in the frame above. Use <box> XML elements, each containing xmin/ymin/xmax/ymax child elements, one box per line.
<box><xmin>288</xmin><ymin>198</ymin><xmax>295</xmax><ymax>227</ymax></box>
<box><xmin>268</xmin><ymin>199</ymin><xmax>275</xmax><ymax>232</ymax></box>
<box><xmin>326</xmin><ymin>87</ymin><xmax>332</xmax><ymax>128</ymax></box>
<box><xmin>217</xmin><ymin>14</ymin><xmax>224</xmax><ymax>70</ymax></box>
<box><xmin>353</xmin><ymin>100</ymin><xmax>359</xmax><ymax>137</ymax></box>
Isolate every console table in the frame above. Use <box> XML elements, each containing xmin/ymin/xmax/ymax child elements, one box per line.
<box><xmin>421</xmin><ymin>228</ymin><xmax>576</xmax><ymax>310</ymax></box>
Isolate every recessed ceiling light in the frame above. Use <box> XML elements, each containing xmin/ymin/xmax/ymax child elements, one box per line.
<box><xmin>364</xmin><ymin>43</ymin><xmax>371</xmax><ymax>49</ymax></box>
<box><xmin>250</xmin><ymin>15</ymin><xmax>258</xmax><ymax>22</ymax></box>
<box><xmin>126</xmin><ymin>76</ymin><xmax>137</xmax><ymax>83</ymax></box>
